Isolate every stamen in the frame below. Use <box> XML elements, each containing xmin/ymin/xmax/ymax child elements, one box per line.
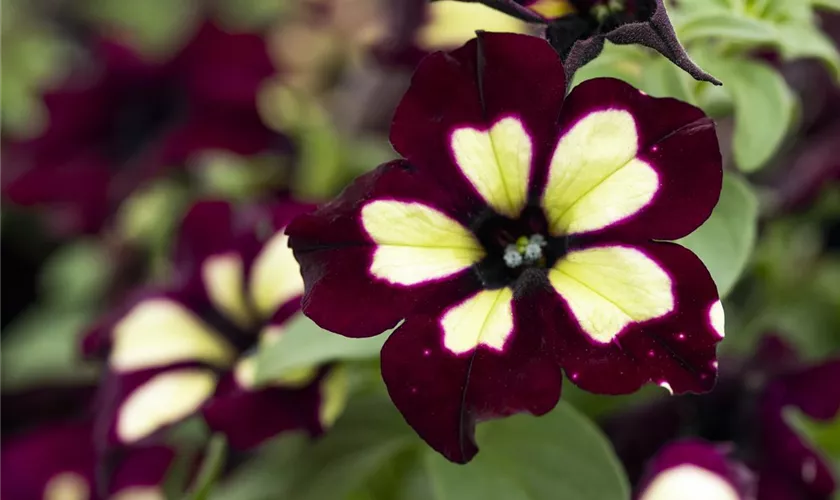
<box><xmin>504</xmin><ymin>234</ymin><xmax>547</xmax><ymax>268</ymax></box>
<box><xmin>523</xmin><ymin>242</ymin><xmax>542</xmax><ymax>263</ymax></box>
<box><xmin>503</xmin><ymin>245</ymin><xmax>523</xmax><ymax>268</ymax></box>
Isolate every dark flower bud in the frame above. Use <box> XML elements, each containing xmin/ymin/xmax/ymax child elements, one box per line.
<box><xmin>466</xmin><ymin>0</ymin><xmax>721</xmax><ymax>86</ymax></box>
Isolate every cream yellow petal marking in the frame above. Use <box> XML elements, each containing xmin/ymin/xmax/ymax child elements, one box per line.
<box><xmin>640</xmin><ymin>465</ymin><xmax>739</xmax><ymax>500</ymax></box>
<box><xmin>451</xmin><ymin>116</ymin><xmax>533</xmax><ymax>219</ymax></box>
<box><xmin>542</xmin><ymin>110</ymin><xmax>659</xmax><ymax>235</ymax></box>
<box><xmin>117</xmin><ymin>369</ymin><xmax>217</xmax><ymax>443</ymax></box>
<box><xmin>44</xmin><ymin>472</ymin><xmax>90</xmax><ymax>500</ymax></box>
<box><xmin>549</xmin><ymin>246</ymin><xmax>674</xmax><ymax>343</ymax></box>
<box><xmin>528</xmin><ymin>0</ymin><xmax>576</xmax><ymax>18</ymax></box>
<box><xmin>362</xmin><ymin>201</ymin><xmax>484</xmax><ymax>286</ymax></box>
<box><xmin>111</xmin><ymin>487</ymin><xmax>165</xmax><ymax>500</ymax></box>
<box><xmin>110</xmin><ymin>299</ymin><xmax>236</xmax><ymax>372</ymax></box>
<box><xmin>203</xmin><ymin>253</ymin><xmax>253</xmax><ymax>329</ymax></box>
<box><xmin>709</xmin><ymin>300</ymin><xmax>725</xmax><ymax>338</ymax></box>
<box><xmin>234</xmin><ymin>354</ymin><xmax>260</xmax><ymax>390</ymax></box>
<box><xmin>250</xmin><ymin>231</ymin><xmax>304</xmax><ymax>319</ymax></box>
<box><xmin>416</xmin><ymin>2</ymin><xmax>529</xmax><ymax>50</ymax></box>
<box><xmin>441</xmin><ymin>288</ymin><xmax>515</xmax><ymax>355</ymax></box>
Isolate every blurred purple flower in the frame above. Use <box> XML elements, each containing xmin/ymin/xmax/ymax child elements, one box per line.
<box><xmin>1</xmin><ymin>420</ymin><xmax>177</xmax><ymax>500</ymax></box>
<box><xmin>761</xmin><ymin>12</ymin><xmax>840</xmax><ymax>214</ymax></box>
<box><xmin>603</xmin><ymin>335</ymin><xmax>840</xmax><ymax>500</ymax></box>
<box><xmin>83</xmin><ymin>199</ymin><xmax>346</xmax><ymax>451</ymax></box>
<box><xmin>1</xmin><ymin>383</ymin><xmax>180</xmax><ymax>500</ymax></box>
<box><xmin>1</xmin><ymin>22</ymin><xmax>279</xmax><ymax>235</ymax></box>
<box><xmin>636</xmin><ymin>440</ymin><xmax>754</xmax><ymax>500</ymax></box>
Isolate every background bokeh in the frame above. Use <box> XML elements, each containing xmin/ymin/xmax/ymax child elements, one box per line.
<box><xmin>2</xmin><ymin>0</ymin><xmax>840</xmax><ymax>499</ymax></box>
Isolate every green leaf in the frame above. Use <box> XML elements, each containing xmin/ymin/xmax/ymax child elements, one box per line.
<box><xmin>785</xmin><ymin>407</ymin><xmax>840</xmax><ymax>460</ymax></box>
<box><xmin>679</xmin><ymin>174</ymin><xmax>760</xmax><ymax>297</ymax></box>
<box><xmin>1</xmin><ymin>307</ymin><xmax>98</xmax><ymax>390</ymax></box>
<box><xmin>185</xmin><ymin>435</ymin><xmax>228</xmax><ymax>500</ymax></box>
<box><xmin>776</xmin><ymin>22</ymin><xmax>840</xmax><ymax>81</ymax></box>
<box><xmin>220</xmin><ymin>391</ymin><xmax>629</xmax><ymax>500</ymax></box>
<box><xmin>215</xmin><ymin>0</ymin><xmax>294</xmax><ymax>29</ymax></box>
<box><xmin>677</xmin><ymin>12</ymin><xmax>779</xmax><ymax>45</ymax></box>
<box><xmin>571</xmin><ymin>43</ymin><xmax>649</xmax><ymax>89</ymax></box>
<box><xmin>209</xmin><ymin>434</ymin><xmax>309</xmax><ymax>500</ymax></box>
<box><xmin>258</xmin><ymin>85</ymin><xmax>345</xmax><ymax>200</ymax></box>
<box><xmin>215</xmin><ymin>396</ymin><xmax>414</xmax><ymax>500</ymax></box>
<box><xmin>414</xmin><ymin>401</ymin><xmax>631</xmax><ymax>500</ymax></box>
<box><xmin>255</xmin><ymin>313</ymin><xmax>389</xmax><ymax>385</ymax></box>
<box><xmin>81</xmin><ymin>0</ymin><xmax>201</xmax><ymax>59</ymax></box>
<box><xmin>287</xmin><ymin>396</ymin><xmax>415</xmax><ymax>500</ymax></box>
<box><xmin>39</xmin><ymin>240</ymin><xmax>112</xmax><ymax>309</ymax></box>
<box><xmin>712</xmin><ymin>57</ymin><xmax>797</xmax><ymax>172</ymax></box>
<box><xmin>640</xmin><ymin>57</ymin><xmax>699</xmax><ymax>104</ymax></box>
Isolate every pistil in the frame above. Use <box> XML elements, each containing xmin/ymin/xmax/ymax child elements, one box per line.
<box><xmin>503</xmin><ymin>234</ymin><xmax>548</xmax><ymax>268</ymax></box>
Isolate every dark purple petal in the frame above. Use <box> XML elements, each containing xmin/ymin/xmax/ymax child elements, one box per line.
<box><xmin>372</xmin><ymin>0</ymin><xmax>429</xmax><ymax>68</ymax></box>
<box><xmin>95</xmin><ymin>362</ymin><xmax>220</xmax><ymax>447</ymax></box>
<box><xmin>550</xmin><ymin>242</ymin><xmax>721</xmax><ymax>395</ymax></box>
<box><xmin>757</xmin><ymin>360</ymin><xmax>840</xmax><ymax>499</ymax></box>
<box><xmin>1</xmin><ymin>148</ymin><xmax>113</xmax><ymax>234</ymax></box>
<box><xmin>0</xmin><ymin>418</ymin><xmax>178</xmax><ymax>499</ymax></box>
<box><xmin>174</xmin><ymin>198</ymin><xmax>311</xmax><ymax>327</ymax></box>
<box><xmin>0</xmin><ymin>421</ymin><xmax>97</xmax><ymax>500</ymax></box>
<box><xmin>176</xmin><ymin>22</ymin><xmax>275</xmax><ymax>110</ymax></box>
<box><xmin>287</xmin><ymin>160</ymin><xmax>480</xmax><ymax>338</ymax></box>
<box><xmin>381</xmin><ymin>276</ymin><xmax>562</xmax><ymax>463</ymax></box>
<box><xmin>601</xmin><ymin>397</ymin><xmax>685</xmax><ymax>484</ymax></box>
<box><xmin>552</xmin><ymin>77</ymin><xmax>722</xmax><ymax>241</ymax></box>
<box><xmin>109</xmin><ymin>446</ymin><xmax>177</xmax><ymax>494</ymax></box>
<box><xmin>766</xmin><ymin>122</ymin><xmax>840</xmax><ymax>214</ymax></box>
<box><xmin>202</xmin><ymin>372</ymin><xmax>325</xmax><ymax>450</ymax></box>
<box><xmin>390</xmin><ymin>32</ymin><xmax>566</xmax><ymax>215</ymax></box>
<box><xmin>747</xmin><ymin>334</ymin><xmax>801</xmax><ymax>376</ymax></box>
<box><xmin>156</xmin><ymin>109</ymin><xmax>281</xmax><ymax>167</ymax></box>
<box><xmin>1</xmin><ymin>385</ymin><xmax>96</xmax><ymax>436</ymax></box>
<box><xmin>175</xmin><ymin>200</ymin><xmax>239</xmax><ymax>274</ymax></box>
<box><xmin>637</xmin><ymin>440</ymin><xmax>753</xmax><ymax>500</ymax></box>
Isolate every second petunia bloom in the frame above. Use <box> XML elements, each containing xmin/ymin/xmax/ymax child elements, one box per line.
<box><xmin>287</xmin><ymin>32</ymin><xmax>724</xmax><ymax>463</ymax></box>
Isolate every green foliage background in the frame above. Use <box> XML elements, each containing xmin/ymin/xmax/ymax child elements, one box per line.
<box><xmin>2</xmin><ymin>0</ymin><xmax>840</xmax><ymax>498</ymax></box>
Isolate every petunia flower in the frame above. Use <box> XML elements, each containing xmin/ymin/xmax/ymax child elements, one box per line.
<box><xmin>636</xmin><ymin>440</ymin><xmax>754</xmax><ymax>500</ymax></box>
<box><xmin>756</xmin><ymin>354</ymin><xmax>840</xmax><ymax>499</ymax></box>
<box><xmin>761</xmin><ymin>13</ymin><xmax>840</xmax><ymax>215</ymax></box>
<box><xmin>0</xmin><ymin>381</ymin><xmax>179</xmax><ymax>499</ymax></box>
<box><xmin>602</xmin><ymin>335</ymin><xmax>840</xmax><ymax>500</ymax></box>
<box><xmin>456</xmin><ymin>0</ymin><xmax>719</xmax><ymax>85</ymax></box>
<box><xmin>84</xmin><ymin>199</ymin><xmax>346</xmax><ymax>451</ymax></box>
<box><xmin>287</xmin><ymin>32</ymin><xmax>724</xmax><ymax>463</ymax></box>
<box><xmin>1</xmin><ymin>419</ymin><xmax>178</xmax><ymax>500</ymax></box>
<box><xmin>1</xmin><ymin>21</ymin><xmax>280</xmax><ymax>235</ymax></box>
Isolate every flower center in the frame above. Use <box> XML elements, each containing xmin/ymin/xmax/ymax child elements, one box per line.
<box><xmin>590</xmin><ymin>0</ymin><xmax>625</xmax><ymax>21</ymax></box>
<box><xmin>472</xmin><ymin>205</ymin><xmax>570</xmax><ymax>289</ymax></box>
<box><xmin>503</xmin><ymin>234</ymin><xmax>547</xmax><ymax>268</ymax></box>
